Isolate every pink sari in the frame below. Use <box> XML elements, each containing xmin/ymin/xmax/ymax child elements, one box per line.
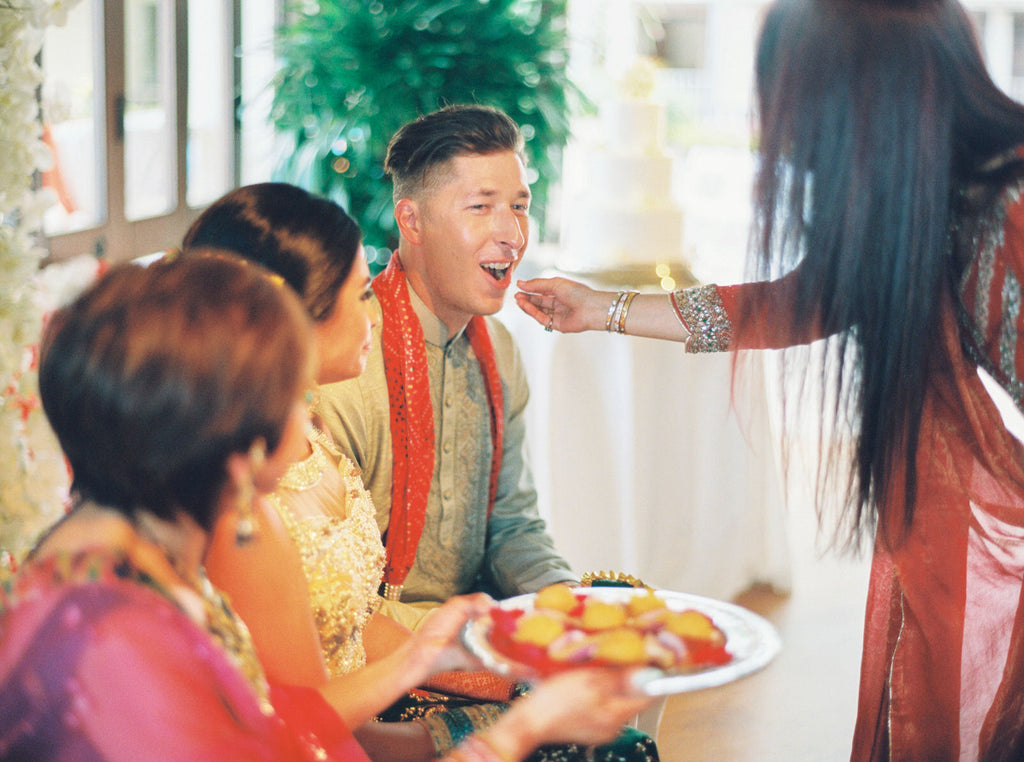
<box><xmin>0</xmin><ymin>550</ymin><xmax>369</xmax><ymax>761</ymax></box>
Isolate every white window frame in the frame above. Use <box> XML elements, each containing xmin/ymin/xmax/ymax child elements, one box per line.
<box><xmin>44</xmin><ymin>0</ymin><xmax>279</xmax><ymax>264</ymax></box>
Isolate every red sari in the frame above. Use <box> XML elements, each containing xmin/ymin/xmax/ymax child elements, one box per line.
<box><xmin>675</xmin><ymin>188</ymin><xmax>1024</xmax><ymax>760</ymax></box>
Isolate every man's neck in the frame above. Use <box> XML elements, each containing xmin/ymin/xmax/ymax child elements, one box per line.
<box><xmin>397</xmin><ymin>253</ymin><xmax>470</xmax><ymax>341</ymax></box>
<box><xmin>406</xmin><ymin>277</ymin><xmax>466</xmax><ymax>345</ymax></box>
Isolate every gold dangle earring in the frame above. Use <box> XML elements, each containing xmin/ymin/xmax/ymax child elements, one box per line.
<box><xmin>235</xmin><ymin>437</ymin><xmax>266</xmax><ymax>546</ymax></box>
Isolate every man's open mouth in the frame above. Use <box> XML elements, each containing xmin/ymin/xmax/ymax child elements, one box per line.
<box><xmin>482</xmin><ymin>262</ymin><xmax>510</xmax><ymax>281</ymax></box>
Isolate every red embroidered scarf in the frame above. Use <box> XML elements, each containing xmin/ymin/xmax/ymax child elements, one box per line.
<box><xmin>373</xmin><ymin>255</ymin><xmax>504</xmax><ymax>591</ymax></box>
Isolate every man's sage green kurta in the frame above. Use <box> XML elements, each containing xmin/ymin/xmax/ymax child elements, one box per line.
<box><xmin>318</xmin><ymin>284</ymin><xmax>575</xmax><ymax>628</ymax></box>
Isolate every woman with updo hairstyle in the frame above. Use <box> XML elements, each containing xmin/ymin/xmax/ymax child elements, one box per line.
<box><xmin>183</xmin><ymin>182</ymin><xmax>377</xmax><ymax>388</ymax></box>
<box><xmin>181</xmin><ymin>182</ymin><xmax>362</xmax><ymax>322</ymax></box>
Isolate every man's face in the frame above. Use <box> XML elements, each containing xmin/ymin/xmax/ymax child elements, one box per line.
<box><xmin>413</xmin><ymin>150</ymin><xmax>531</xmax><ymax>332</ymax></box>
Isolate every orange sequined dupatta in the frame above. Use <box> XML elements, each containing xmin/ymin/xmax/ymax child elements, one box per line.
<box><xmin>373</xmin><ymin>256</ymin><xmax>504</xmax><ymax>596</ymax></box>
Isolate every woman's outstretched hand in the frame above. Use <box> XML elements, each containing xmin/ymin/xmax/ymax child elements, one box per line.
<box><xmin>407</xmin><ymin>593</ymin><xmax>492</xmax><ymax>677</ymax></box>
<box><xmin>517</xmin><ymin>276</ymin><xmax>692</xmax><ymax>343</ymax></box>
<box><xmin>515</xmin><ymin>277</ymin><xmax>611</xmax><ymax>334</ymax></box>
<box><xmin>473</xmin><ymin>667</ymin><xmax>656</xmax><ymax>759</ymax></box>
<box><xmin>519</xmin><ymin>667</ymin><xmax>654</xmax><ymax>745</ymax></box>
<box><xmin>318</xmin><ymin>594</ymin><xmax>493</xmax><ymax>727</ymax></box>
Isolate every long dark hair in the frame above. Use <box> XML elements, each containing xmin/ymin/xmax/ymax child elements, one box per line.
<box><xmin>182</xmin><ymin>183</ymin><xmax>362</xmax><ymax>323</ymax></box>
<box><xmin>751</xmin><ymin>0</ymin><xmax>1024</xmax><ymax>548</ymax></box>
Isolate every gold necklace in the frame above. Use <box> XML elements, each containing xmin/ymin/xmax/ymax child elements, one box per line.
<box><xmin>193</xmin><ymin>569</ymin><xmax>274</xmax><ymax>715</ymax></box>
<box><xmin>132</xmin><ymin>510</ymin><xmax>273</xmax><ymax>715</ymax></box>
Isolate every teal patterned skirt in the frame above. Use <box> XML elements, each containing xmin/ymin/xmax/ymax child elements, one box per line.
<box><xmin>376</xmin><ymin>686</ymin><xmax>659</xmax><ymax>761</ymax></box>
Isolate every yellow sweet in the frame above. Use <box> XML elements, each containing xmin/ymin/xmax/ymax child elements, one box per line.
<box><xmin>664</xmin><ymin>609</ymin><xmax>720</xmax><ymax>641</ymax></box>
<box><xmin>626</xmin><ymin>590</ymin><xmax>667</xmax><ymax>617</ymax></box>
<box><xmin>594</xmin><ymin>628</ymin><xmax>647</xmax><ymax>664</ymax></box>
<box><xmin>580</xmin><ymin>599</ymin><xmax>628</xmax><ymax>630</ymax></box>
<box><xmin>534</xmin><ymin>584</ymin><xmax>579</xmax><ymax>613</ymax></box>
<box><xmin>512</xmin><ymin>612</ymin><xmax>566</xmax><ymax>647</ymax></box>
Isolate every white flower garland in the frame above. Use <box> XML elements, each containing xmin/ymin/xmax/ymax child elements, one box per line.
<box><xmin>1</xmin><ymin>0</ymin><xmax>83</xmax><ymax>578</ymax></box>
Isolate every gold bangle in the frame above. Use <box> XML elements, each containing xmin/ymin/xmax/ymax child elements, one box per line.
<box><xmin>616</xmin><ymin>291</ymin><xmax>638</xmax><ymax>334</ymax></box>
<box><xmin>610</xmin><ymin>295</ymin><xmax>624</xmax><ymax>332</ymax></box>
<box><xmin>604</xmin><ymin>292</ymin><xmax>620</xmax><ymax>331</ymax></box>
<box><xmin>605</xmin><ymin>291</ymin><xmax>627</xmax><ymax>332</ymax></box>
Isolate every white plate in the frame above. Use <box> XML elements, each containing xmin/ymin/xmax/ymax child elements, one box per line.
<box><xmin>461</xmin><ymin>587</ymin><xmax>782</xmax><ymax>696</ymax></box>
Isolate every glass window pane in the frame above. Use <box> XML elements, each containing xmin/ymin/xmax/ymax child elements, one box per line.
<box><xmin>125</xmin><ymin>0</ymin><xmax>176</xmax><ymax>221</ymax></box>
<box><xmin>41</xmin><ymin>0</ymin><xmax>102</xmax><ymax>236</ymax></box>
<box><xmin>239</xmin><ymin>0</ymin><xmax>279</xmax><ymax>184</ymax></box>
<box><xmin>187</xmin><ymin>0</ymin><xmax>233</xmax><ymax>207</ymax></box>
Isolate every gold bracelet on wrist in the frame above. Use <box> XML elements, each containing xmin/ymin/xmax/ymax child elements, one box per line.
<box><xmin>605</xmin><ymin>290</ymin><xmax>627</xmax><ymax>332</ymax></box>
<box><xmin>610</xmin><ymin>294</ymin><xmax>625</xmax><ymax>332</ymax></box>
<box><xmin>615</xmin><ymin>291</ymin><xmax>638</xmax><ymax>334</ymax></box>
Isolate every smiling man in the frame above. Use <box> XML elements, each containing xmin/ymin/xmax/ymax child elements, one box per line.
<box><xmin>318</xmin><ymin>105</ymin><xmax>577</xmax><ymax>629</ymax></box>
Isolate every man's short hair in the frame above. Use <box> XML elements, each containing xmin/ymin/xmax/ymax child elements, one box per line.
<box><xmin>384</xmin><ymin>104</ymin><xmax>526</xmax><ymax>202</ymax></box>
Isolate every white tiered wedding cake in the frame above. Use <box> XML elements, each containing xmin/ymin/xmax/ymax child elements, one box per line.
<box><xmin>557</xmin><ymin>60</ymin><xmax>688</xmax><ymax>282</ymax></box>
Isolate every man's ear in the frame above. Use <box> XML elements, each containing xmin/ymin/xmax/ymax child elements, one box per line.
<box><xmin>394</xmin><ymin>198</ymin><xmax>423</xmax><ymax>245</ymax></box>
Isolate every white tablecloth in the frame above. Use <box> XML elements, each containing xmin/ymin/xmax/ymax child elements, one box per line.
<box><xmin>499</xmin><ymin>292</ymin><xmax>792</xmax><ymax>601</ymax></box>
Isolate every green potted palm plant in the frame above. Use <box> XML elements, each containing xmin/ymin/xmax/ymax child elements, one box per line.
<box><xmin>270</xmin><ymin>0</ymin><xmax>578</xmax><ymax>268</ymax></box>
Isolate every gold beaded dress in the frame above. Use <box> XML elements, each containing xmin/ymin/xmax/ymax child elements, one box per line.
<box><xmin>266</xmin><ymin>426</ymin><xmax>386</xmax><ymax>677</ymax></box>
<box><xmin>267</xmin><ymin>428</ymin><xmax>658</xmax><ymax>762</ymax></box>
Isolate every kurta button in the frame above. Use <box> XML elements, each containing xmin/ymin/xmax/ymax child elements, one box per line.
<box><xmin>443</xmin><ymin>441</ymin><xmax>452</xmax><ymax>454</ymax></box>
<box><xmin>444</xmin><ymin>396</ymin><xmax>453</xmax><ymax>408</ymax></box>
<box><xmin>443</xmin><ymin>489</ymin><xmax>453</xmax><ymax>500</ymax></box>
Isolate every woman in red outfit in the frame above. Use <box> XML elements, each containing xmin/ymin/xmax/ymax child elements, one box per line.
<box><xmin>518</xmin><ymin>0</ymin><xmax>1024</xmax><ymax>759</ymax></box>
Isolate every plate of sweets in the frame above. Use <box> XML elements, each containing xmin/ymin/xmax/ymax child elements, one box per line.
<box><xmin>461</xmin><ymin>583</ymin><xmax>781</xmax><ymax>696</ymax></box>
